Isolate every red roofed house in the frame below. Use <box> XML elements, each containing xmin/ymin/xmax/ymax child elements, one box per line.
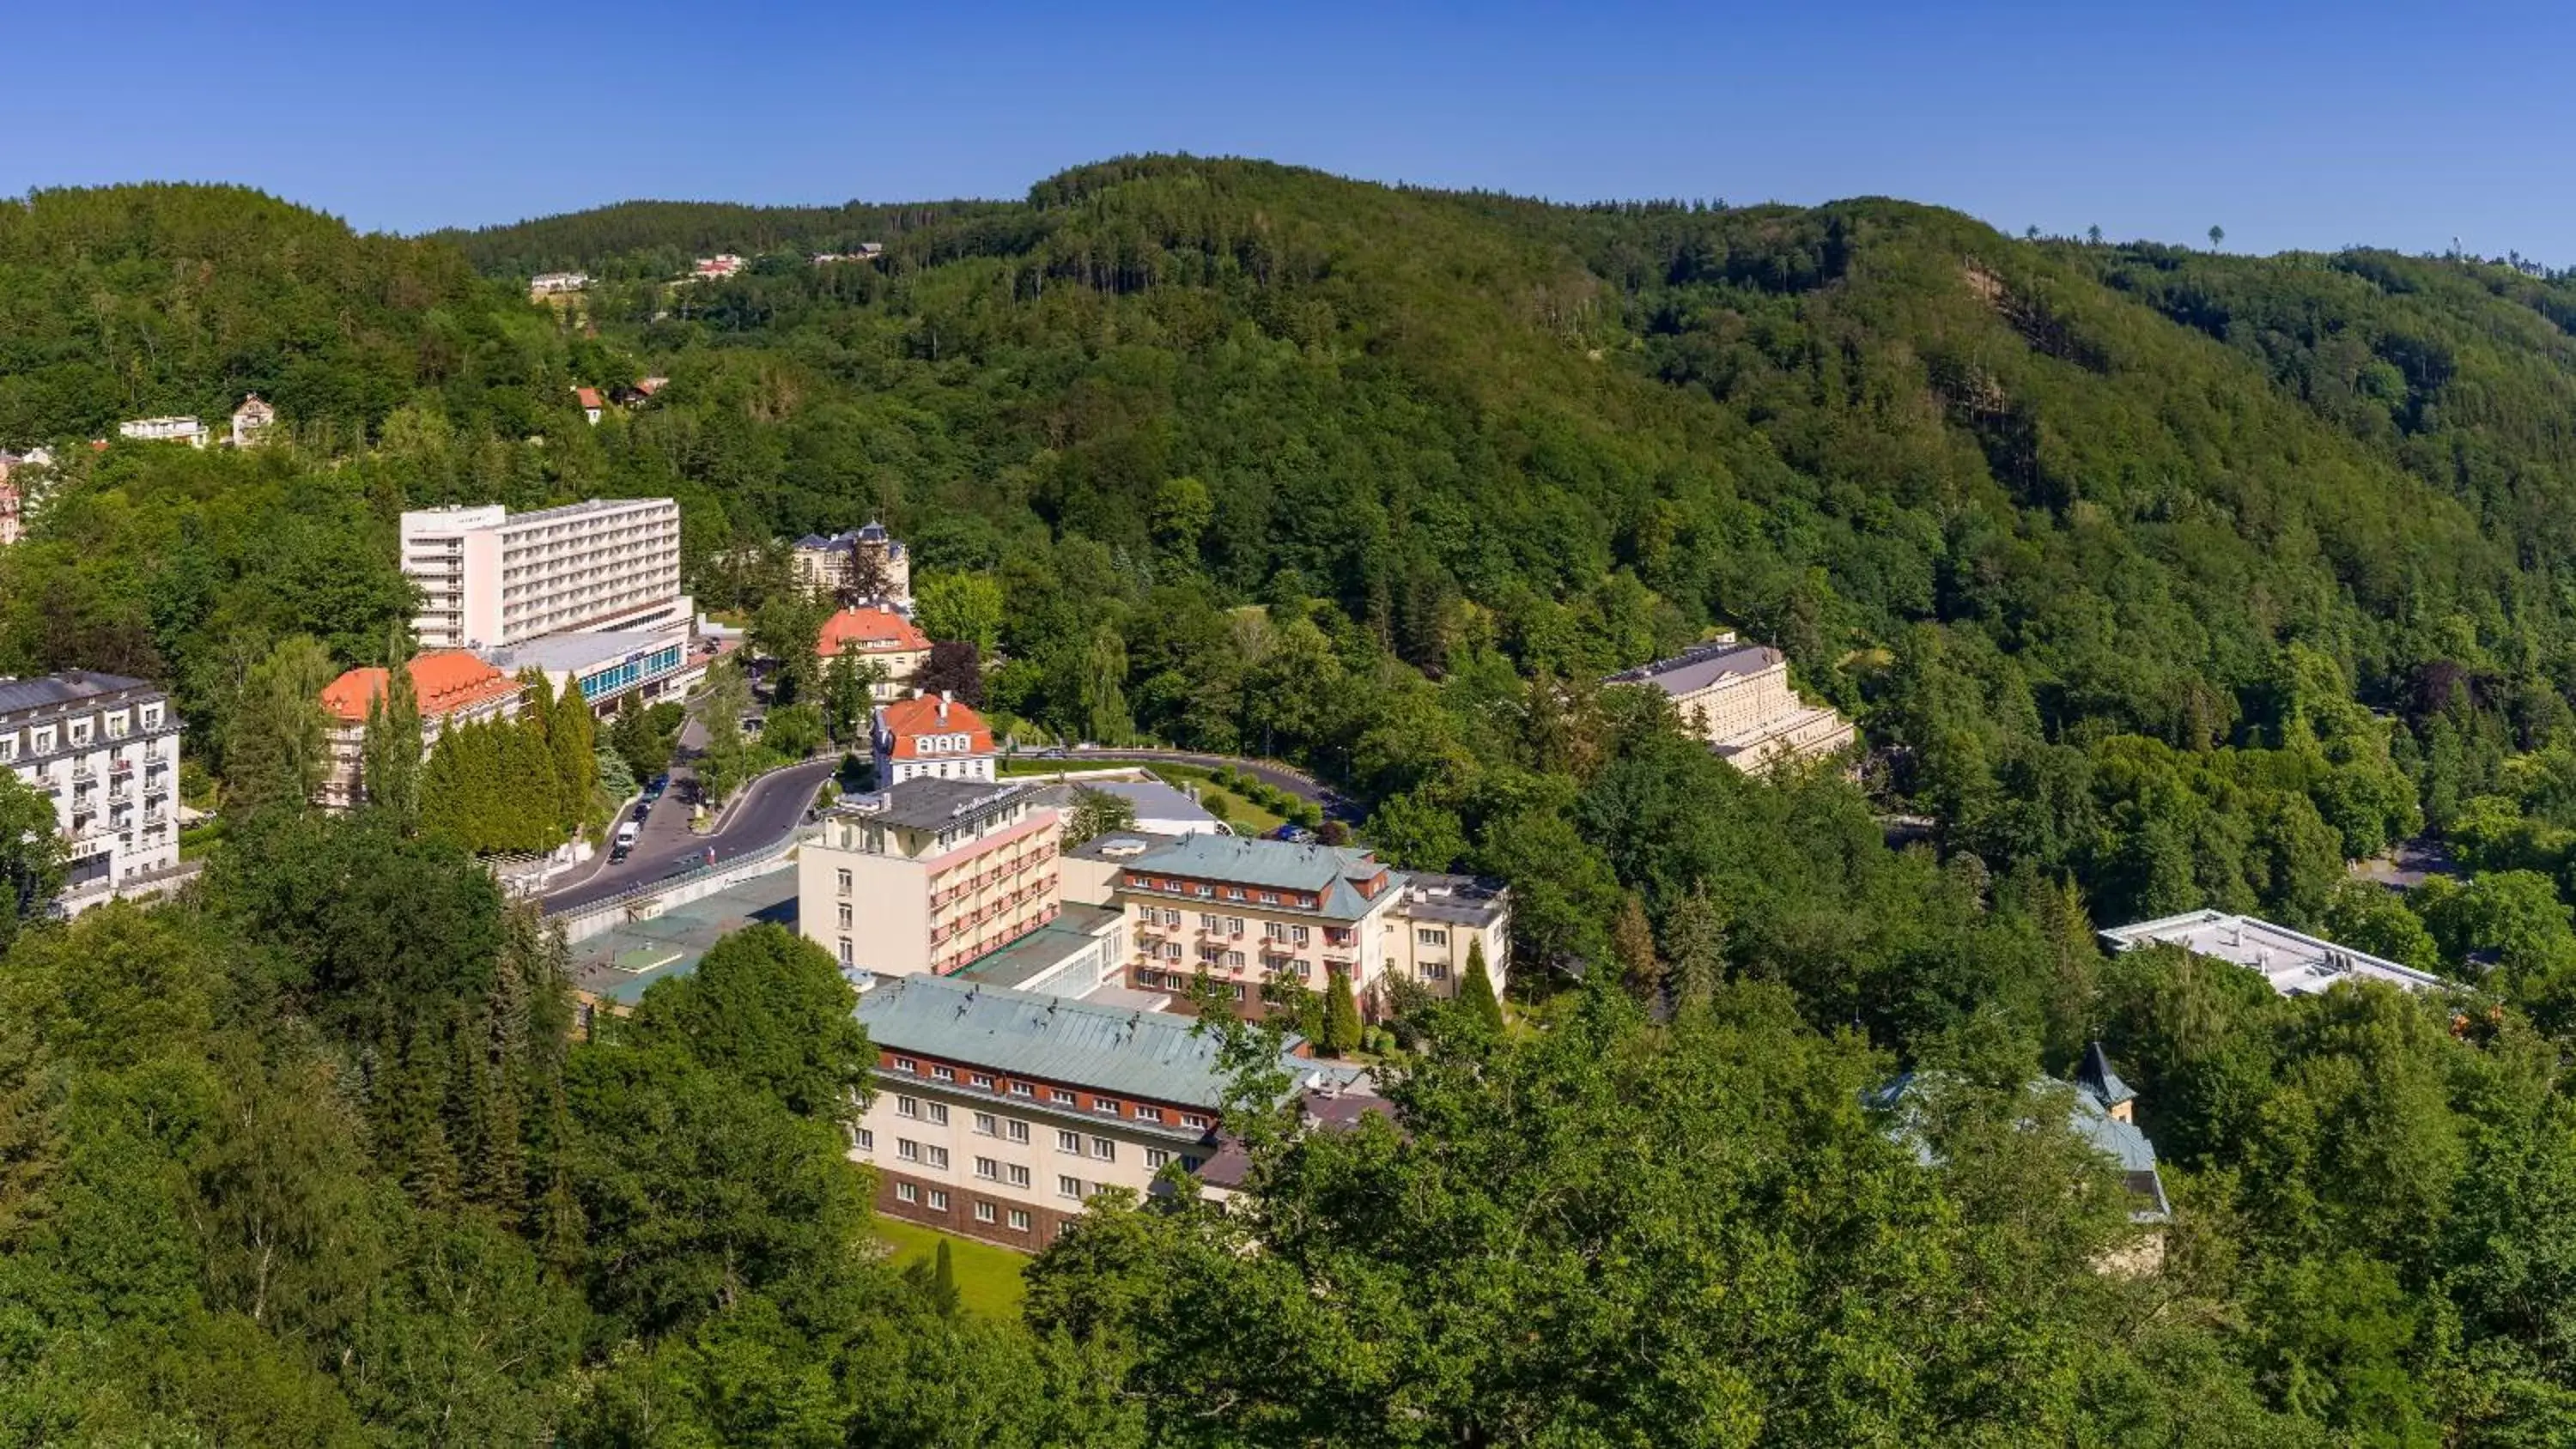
<box><xmin>318</xmin><ymin>651</ymin><xmax>526</xmax><ymax>810</ymax></box>
<box><xmin>573</xmin><ymin>387</ymin><xmax>605</xmax><ymax>426</ymax></box>
<box><xmin>874</xmin><ymin>690</ymin><xmax>994</xmax><ymax>786</ymax></box>
<box><xmin>817</xmin><ymin>606</ymin><xmax>929</xmax><ymax>701</ymax></box>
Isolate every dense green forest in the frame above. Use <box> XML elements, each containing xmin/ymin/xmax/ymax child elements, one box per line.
<box><xmin>15</xmin><ymin>158</ymin><xmax>2576</xmax><ymax>1440</ymax></box>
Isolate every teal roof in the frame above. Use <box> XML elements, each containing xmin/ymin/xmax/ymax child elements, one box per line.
<box><xmin>1869</xmin><ymin>1070</ymin><xmax>2171</xmax><ymax>1223</ymax></box>
<box><xmin>957</xmin><ymin>904</ymin><xmax>1124</xmax><ymax>990</ymax></box>
<box><xmin>1129</xmin><ymin>835</ymin><xmax>1394</xmax><ymax>920</ymax></box>
<box><xmin>854</xmin><ymin>973</ymin><xmax>1321</xmax><ymax>1108</ymax></box>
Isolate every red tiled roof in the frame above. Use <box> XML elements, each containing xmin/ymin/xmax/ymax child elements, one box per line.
<box><xmin>817</xmin><ymin>606</ymin><xmax>929</xmax><ymax>658</ymax></box>
<box><xmin>320</xmin><ymin>650</ymin><xmax>520</xmax><ymax>724</ymax></box>
<box><xmin>573</xmin><ymin>386</ymin><xmax>605</xmax><ymax>409</ymax></box>
<box><xmin>877</xmin><ymin>694</ymin><xmax>991</xmax><ymax>760</ymax></box>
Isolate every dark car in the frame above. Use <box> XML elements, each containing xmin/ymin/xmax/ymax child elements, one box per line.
<box><xmin>642</xmin><ymin>774</ymin><xmax>669</xmax><ymax>801</ymax></box>
<box><xmin>609</xmin><ymin>841</ymin><xmax>632</xmax><ymax>864</ymax></box>
<box><xmin>1271</xmin><ymin>823</ymin><xmax>1318</xmax><ymax>845</ymax></box>
<box><xmin>632</xmin><ymin>800</ymin><xmax>651</xmax><ymax>823</ymax></box>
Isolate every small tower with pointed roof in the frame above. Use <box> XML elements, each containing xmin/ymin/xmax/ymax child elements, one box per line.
<box><xmin>2075</xmin><ymin>1040</ymin><xmax>2136</xmax><ymax>1124</ymax></box>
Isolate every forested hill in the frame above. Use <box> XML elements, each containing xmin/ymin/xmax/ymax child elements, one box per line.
<box><xmin>0</xmin><ymin>185</ymin><xmax>559</xmax><ymax>440</ymax></box>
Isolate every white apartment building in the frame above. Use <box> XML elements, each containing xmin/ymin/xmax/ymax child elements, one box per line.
<box><xmin>400</xmin><ymin>499</ymin><xmax>690</xmax><ymax>650</ymax></box>
<box><xmin>118</xmin><ymin>416</ymin><xmax>210</xmax><ymax>448</ymax></box>
<box><xmin>0</xmin><ymin>672</ymin><xmax>182</xmax><ymax>914</ymax></box>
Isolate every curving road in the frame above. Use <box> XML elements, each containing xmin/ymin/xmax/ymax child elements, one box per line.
<box><xmin>541</xmin><ymin>757</ymin><xmax>837</xmax><ymax>914</ymax></box>
<box><xmin>1032</xmin><ymin>749</ymin><xmax>1356</xmax><ymax>821</ymax></box>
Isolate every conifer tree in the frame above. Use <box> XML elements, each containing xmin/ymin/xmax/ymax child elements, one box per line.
<box><xmin>358</xmin><ymin>626</ymin><xmax>422</xmax><ymax>828</ymax></box>
<box><xmin>550</xmin><ymin>682</ymin><xmax>597</xmax><ymax>834</ymax></box>
<box><xmin>1321</xmin><ymin>966</ymin><xmax>1362</xmax><ymax>1057</ymax></box>
<box><xmin>1613</xmin><ymin>893</ymin><xmax>1662</xmax><ymax>1005</ymax></box>
<box><xmin>932</xmin><ymin>1239</ymin><xmax>960</xmax><ymax>1317</ymax></box>
<box><xmin>1460</xmin><ymin>937</ymin><xmax>1504</xmax><ymax>1032</ymax></box>
<box><xmin>1663</xmin><ymin>883</ymin><xmax>1728</xmax><ymax>1016</ymax></box>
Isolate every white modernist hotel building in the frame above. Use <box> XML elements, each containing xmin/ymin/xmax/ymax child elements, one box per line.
<box><xmin>399</xmin><ymin>500</ymin><xmax>701</xmax><ymax>713</ymax></box>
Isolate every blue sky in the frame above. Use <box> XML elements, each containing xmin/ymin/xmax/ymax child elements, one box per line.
<box><xmin>4</xmin><ymin>0</ymin><xmax>2571</xmax><ymax>258</ymax></box>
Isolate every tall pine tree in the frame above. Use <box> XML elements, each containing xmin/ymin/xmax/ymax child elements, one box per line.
<box><xmin>358</xmin><ymin>626</ymin><xmax>422</xmax><ymax>828</ymax></box>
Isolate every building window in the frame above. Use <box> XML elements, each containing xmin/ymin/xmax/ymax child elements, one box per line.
<box><xmin>1008</xmin><ymin>1164</ymin><xmax>1031</xmax><ymax>1187</ymax></box>
<box><xmin>1227</xmin><ymin>917</ymin><xmax>1245</xmax><ymax>936</ymax></box>
<box><xmin>1136</xmin><ymin>1106</ymin><xmax>1163</xmax><ymax>1124</ymax></box>
<box><xmin>1145</xmin><ymin>1148</ymin><xmax>1172</xmax><ymax>1169</ymax></box>
<box><xmin>896</xmin><ymin>1096</ymin><xmax>920</xmax><ymax>1119</ymax></box>
<box><xmin>1425</xmin><ymin>962</ymin><xmax>1450</xmax><ymax>980</ymax></box>
<box><xmin>1200</xmin><ymin>912</ymin><xmax>1219</xmax><ymax>932</ymax></box>
<box><xmin>975</xmin><ymin>1201</ymin><xmax>997</xmax><ymax>1224</ymax></box>
<box><xmin>853</xmin><ymin>1127</ymin><xmax>874</xmax><ymax>1152</ymax></box>
<box><xmin>837</xmin><ymin>869</ymin><xmax>853</xmax><ymax>895</ymax></box>
<box><xmin>897</xmin><ymin>1138</ymin><xmax>920</xmax><ymax>1162</ymax></box>
<box><xmin>975</xmin><ymin>1156</ymin><xmax>999</xmax><ymax>1180</ymax></box>
<box><xmin>924</xmin><ymin>1146</ymin><xmax>949</xmax><ymax>1170</ymax></box>
<box><xmin>838</xmin><ymin>903</ymin><xmax>853</xmax><ymax>929</ymax></box>
<box><xmin>1050</xmin><ymin>1088</ymin><xmax>1076</xmax><ymax>1106</ymax></box>
<box><xmin>837</xmin><ymin>937</ymin><xmax>853</xmax><ymax>964</ymax></box>
<box><xmin>893</xmin><ymin>1057</ymin><xmax>918</xmax><ymax>1074</ymax></box>
<box><xmin>1229</xmin><ymin>985</ymin><xmax>1246</xmax><ymax>1001</ymax></box>
<box><xmin>1010</xmin><ymin>1082</ymin><xmax>1034</xmax><ymax>1098</ymax></box>
<box><xmin>1417</xmin><ymin>927</ymin><xmax>1449</xmax><ymax>946</ymax></box>
<box><xmin>970</xmin><ymin>1072</ymin><xmax>995</xmax><ymax>1089</ymax></box>
<box><xmin>1291</xmin><ymin>925</ymin><xmax>1309</xmax><ymax>946</ymax></box>
<box><xmin>927</xmin><ymin>1189</ymin><xmax>948</xmax><ymax>1210</ymax></box>
<box><xmin>1058</xmin><ymin>1176</ymin><xmax>1083</xmax><ymax>1200</ymax></box>
<box><xmin>925</xmin><ymin>1102</ymin><xmax>949</xmax><ymax>1126</ymax></box>
<box><xmin>1181</xmin><ymin>1113</ymin><xmax>1212</xmax><ymax>1130</ymax></box>
<box><xmin>1009</xmin><ymin>1209</ymin><xmax>1030</xmax><ymax>1231</ymax></box>
<box><xmin>1057</xmin><ymin>1129</ymin><xmax>1082</xmax><ymax>1153</ymax></box>
<box><xmin>1091</xmin><ymin>1137</ymin><xmax>1115</xmax><ymax>1161</ymax></box>
<box><xmin>973</xmin><ymin>1112</ymin><xmax>997</xmax><ymax>1136</ymax></box>
<box><xmin>896</xmin><ymin>1182</ymin><xmax>918</xmax><ymax>1203</ymax></box>
<box><xmin>1225</xmin><ymin>951</ymin><xmax>1245</xmax><ymax>968</ymax></box>
<box><xmin>1095</xmin><ymin>1099</ymin><xmax>1121</xmax><ymax>1116</ymax></box>
<box><xmin>1006</xmin><ymin>1119</ymin><xmax>1030</xmax><ymax>1143</ymax></box>
<box><xmin>932</xmin><ymin>1065</ymin><xmax>956</xmax><ymax>1082</ymax></box>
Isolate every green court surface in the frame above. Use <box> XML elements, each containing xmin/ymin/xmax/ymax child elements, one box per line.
<box><xmin>873</xmin><ymin>1218</ymin><xmax>1030</xmax><ymax>1319</ymax></box>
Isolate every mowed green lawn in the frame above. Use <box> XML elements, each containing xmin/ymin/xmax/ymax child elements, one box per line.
<box><xmin>873</xmin><ymin>1217</ymin><xmax>1030</xmax><ymax>1319</ymax></box>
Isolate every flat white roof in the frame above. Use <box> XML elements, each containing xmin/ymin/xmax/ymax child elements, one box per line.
<box><xmin>2099</xmin><ymin>909</ymin><xmax>2450</xmax><ymax>997</ymax></box>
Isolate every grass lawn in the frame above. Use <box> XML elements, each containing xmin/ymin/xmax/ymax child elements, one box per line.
<box><xmin>874</xmin><ymin>1217</ymin><xmax>1030</xmax><ymax>1320</ymax></box>
<box><xmin>1151</xmin><ymin>764</ymin><xmax>1290</xmax><ymax>835</ymax></box>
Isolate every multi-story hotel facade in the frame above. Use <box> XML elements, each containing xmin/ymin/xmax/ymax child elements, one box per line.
<box><xmin>799</xmin><ymin>779</ymin><xmax>1063</xmax><ymax>979</ymax></box>
<box><xmin>399</xmin><ymin>499</ymin><xmax>689</xmax><ymax>650</ymax></box>
<box><xmin>0</xmin><ymin>672</ymin><xmax>181</xmax><ymax>913</ymax></box>
<box><xmin>850</xmin><ymin>972</ymin><xmax>1355</xmax><ymax>1246</ymax></box>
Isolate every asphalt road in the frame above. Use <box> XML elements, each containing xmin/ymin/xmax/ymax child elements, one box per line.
<box><xmin>1033</xmin><ymin>749</ymin><xmax>1354</xmax><ymax>820</ymax></box>
<box><xmin>541</xmin><ymin>756</ymin><xmax>837</xmax><ymax>915</ymax></box>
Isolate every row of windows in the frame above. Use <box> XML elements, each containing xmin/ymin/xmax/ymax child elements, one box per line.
<box><xmin>1138</xmin><ymin>968</ymin><xmax>1249</xmax><ymax>1000</ymax></box>
<box><xmin>1127</xmin><ymin>876</ymin><xmax>1319</xmax><ymax>909</ymax></box>
<box><xmin>884</xmin><ymin>1067</ymin><xmax>1210</xmax><ymax>1130</ymax></box>
<box><xmin>0</xmin><ymin>702</ymin><xmax>166</xmax><ymax>762</ymax></box>
<box><xmin>891</xmin><ymin>1181</ymin><xmax>1038</xmax><ymax>1233</ymax></box>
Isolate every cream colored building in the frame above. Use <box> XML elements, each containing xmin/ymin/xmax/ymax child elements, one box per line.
<box><xmin>848</xmin><ymin>972</ymin><xmax>1353</xmax><ymax>1247</ymax></box>
<box><xmin>1074</xmin><ymin>834</ymin><xmax>1510</xmax><ymax>1018</ymax></box>
<box><xmin>0</xmin><ymin>672</ymin><xmax>181</xmax><ymax>914</ymax></box>
<box><xmin>799</xmin><ymin>779</ymin><xmax>1063</xmax><ymax>979</ymax></box>
<box><xmin>228</xmin><ymin>396</ymin><xmax>276</xmax><ymax>447</ymax></box>
<box><xmin>793</xmin><ymin>523</ymin><xmax>912</xmax><ymax>605</ymax></box>
<box><xmin>817</xmin><ymin>606</ymin><xmax>929</xmax><ymax>700</ymax></box>
<box><xmin>1606</xmin><ymin>634</ymin><xmax>1855</xmax><ymax>770</ymax></box>
<box><xmin>315</xmin><ymin>652</ymin><xmax>526</xmax><ymax>811</ymax></box>
<box><xmin>117</xmin><ymin>415</ymin><xmax>209</xmax><ymax>448</ymax></box>
<box><xmin>400</xmin><ymin>499</ymin><xmax>689</xmax><ymax>650</ymax></box>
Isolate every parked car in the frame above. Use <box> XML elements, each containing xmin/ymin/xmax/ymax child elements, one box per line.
<box><xmin>642</xmin><ymin>774</ymin><xmax>669</xmax><ymax>801</ymax></box>
<box><xmin>1271</xmin><ymin>823</ymin><xmax>1317</xmax><ymax>845</ymax></box>
<box><xmin>632</xmin><ymin>800</ymin><xmax>651</xmax><ymax>823</ymax></box>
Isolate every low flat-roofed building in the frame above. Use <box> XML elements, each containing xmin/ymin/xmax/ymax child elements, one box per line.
<box><xmin>1607</xmin><ymin>634</ymin><xmax>1854</xmax><ymax>770</ymax></box>
<box><xmin>528</xmin><ymin>270</ymin><xmax>590</xmax><ymax>296</ymax></box>
<box><xmin>1037</xmin><ymin>778</ymin><xmax>1222</xmax><ymax>838</ymax></box>
<box><xmin>956</xmin><ymin>901</ymin><xmax>1131</xmax><ymax>1000</ymax></box>
<box><xmin>2099</xmin><ymin>908</ymin><xmax>2449</xmax><ymax>996</ymax></box>
<box><xmin>117</xmin><ymin>415</ymin><xmax>209</xmax><ymax>448</ymax></box>
<box><xmin>849</xmin><ymin>971</ymin><xmax>1357</xmax><ymax>1246</ymax></box>
<box><xmin>1387</xmin><ymin>871</ymin><xmax>1511</xmax><ymax>997</ymax></box>
<box><xmin>477</xmin><ymin>628</ymin><xmax>701</xmax><ymax>718</ymax></box>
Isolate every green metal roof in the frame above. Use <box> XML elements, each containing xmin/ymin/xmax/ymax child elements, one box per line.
<box><xmin>1128</xmin><ymin>835</ymin><xmax>1394</xmax><ymax>920</ymax></box>
<box><xmin>854</xmin><ymin>972</ymin><xmax>1318</xmax><ymax>1109</ymax></box>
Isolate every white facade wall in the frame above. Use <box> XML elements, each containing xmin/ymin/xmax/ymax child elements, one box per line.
<box><xmin>401</xmin><ymin>500</ymin><xmax>686</xmax><ymax>649</ymax></box>
<box><xmin>0</xmin><ymin>685</ymin><xmax>181</xmax><ymax>913</ymax></box>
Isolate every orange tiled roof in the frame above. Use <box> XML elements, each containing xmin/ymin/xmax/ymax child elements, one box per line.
<box><xmin>320</xmin><ymin>650</ymin><xmax>519</xmax><ymax>724</ymax></box>
<box><xmin>818</xmin><ymin>606</ymin><xmax>929</xmax><ymax>658</ymax></box>
<box><xmin>573</xmin><ymin>386</ymin><xmax>605</xmax><ymax>409</ymax></box>
<box><xmin>878</xmin><ymin>694</ymin><xmax>991</xmax><ymax>759</ymax></box>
